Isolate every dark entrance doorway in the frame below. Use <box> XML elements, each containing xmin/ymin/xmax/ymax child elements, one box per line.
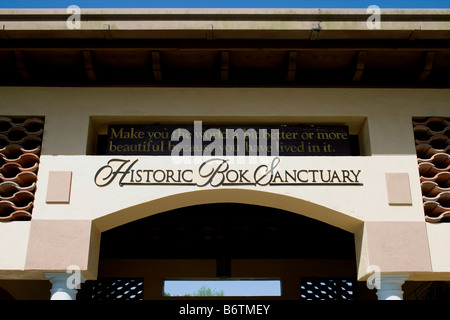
<box><xmin>99</xmin><ymin>203</ymin><xmax>356</xmax><ymax>260</ymax></box>
<box><xmin>80</xmin><ymin>203</ymin><xmax>360</xmax><ymax>300</ymax></box>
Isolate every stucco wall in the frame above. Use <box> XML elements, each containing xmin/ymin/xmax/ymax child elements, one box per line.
<box><xmin>0</xmin><ymin>87</ymin><xmax>449</xmax><ymax>281</ymax></box>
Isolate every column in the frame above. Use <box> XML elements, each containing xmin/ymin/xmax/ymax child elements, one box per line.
<box><xmin>46</xmin><ymin>272</ymin><xmax>84</xmax><ymax>300</ymax></box>
<box><xmin>376</xmin><ymin>274</ymin><xmax>409</xmax><ymax>300</ymax></box>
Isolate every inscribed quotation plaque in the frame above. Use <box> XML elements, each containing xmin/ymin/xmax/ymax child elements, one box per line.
<box><xmin>106</xmin><ymin>124</ymin><xmax>352</xmax><ymax>156</ymax></box>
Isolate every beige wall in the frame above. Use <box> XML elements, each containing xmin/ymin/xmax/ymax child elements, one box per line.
<box><xmin>0</xmin><ymin>87</ymin><xmax>449</xmax><ymax>283</ymax></box>
<box><xmin>3</xmin><ymin>87</ymin><xmax>448</xmax><ymax>155</ymax></box>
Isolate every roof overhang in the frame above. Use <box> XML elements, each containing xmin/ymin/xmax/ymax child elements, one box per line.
<box><xmin>2</xmin><ymin>8</ymin><xmax>450</xmax><ymax>40</ymax></box>
<box><xmin>1</xmin><ymin>8</ymin><xmax>449</xmax><ymax>87</ymax></box>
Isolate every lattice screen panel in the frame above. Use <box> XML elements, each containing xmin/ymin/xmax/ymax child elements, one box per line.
<box><xmin>413</xmin><ymin>117</ymin><xmax>450</xmax><ymax>223</ymax></box>
<box><xmin>0</xmin><ymin>116</ymin><xmax>43</xmax><ymax>221</ymax></box>
<box><xmin>81</xmin><ymin>278</ymin><xmax>144</xmax><ymax>300</ymax></box>
<box><xmin>300</xmin><ymin>278</ymin><xmax>355</xmax><ymax>300</ymax></box>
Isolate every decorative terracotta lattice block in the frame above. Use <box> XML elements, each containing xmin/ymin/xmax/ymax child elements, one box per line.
<box><xmin>0</xmin><ymin>117</ymin><xmax>43</xmax><ymax>221</ymax></box>
<box><xmin>413</xmin><ymin>117</ymin><xmax>450</xmax><ymax>222</ymax></box>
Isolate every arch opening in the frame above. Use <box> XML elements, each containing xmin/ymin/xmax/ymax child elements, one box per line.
<box><xmin>94</xmin><ymin>188</ymin><xmax>363</xmax><ymax>234</ymax></box>
<box><xmin>85</xmin><ymin>190</ymin><xmax>368</xmax><ymax>300</ymax></box>
<box><xmin>99</xmin><ymin>203</ymin><xmax>356</xmax><ymax>260</ymax></box>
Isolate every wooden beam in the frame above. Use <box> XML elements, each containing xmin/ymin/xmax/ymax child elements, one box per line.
<box><xmin>352</xmin><ymin>51</ymin><xmax>367</xmax><ymax>82</ymax></box>
<box><xmin>408</xmin><ymin>25</ymin><xmax>422</xmax><ymax>41</ymax></box>
<box><xmin>1</xmin><ymin>25</ymin><xmax>9</xmax><ymax>40</ymax></box>
<box><xmin>102</xmin><ymin>24</ymin><xmax>113</xmax><ymax>40</ymax></box>
<box><xmin>82</xmin><ymin>51</ymin><xmax>96</xmax><ymax>81</ymax></box>
<box><xmin>151</xmin><ymin>51</ymin><xmax>162</xmax><ymax>81</ymax></box>
<box><xmin>310</xmin><ymin>24</ymin><xmax>320</xmax><ymax>40</ymax></box>
<box><xmin>221</xmin><ymin>51</ymin><xmax>229</xmax><ymax>82</ymax></box>
<box><xmin>14</xmin><ymin>50</ymin><xmax>30</xmax><ymax>80</ymax></box>
<box><xmin>286</xmin><ymin>51</ymin><xmax>297</xmax><ymax>81</ymax></box>
<box><xmin>418</xmin><ymin>51</ymin><xmax>435</xmax><ymax>82</ymax></box>
<box><xmin>206</xmin><ymin>24</ymin><xmax>214</xmax><ymax>41</ymax></box>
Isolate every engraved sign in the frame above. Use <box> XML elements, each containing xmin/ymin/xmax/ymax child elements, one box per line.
<box><xmin>106</xmin><ymin>123</ymin><xmax>351</xmax><ymax>156</ymax></box>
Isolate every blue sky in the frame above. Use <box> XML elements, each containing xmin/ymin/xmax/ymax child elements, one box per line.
<box><xmin>164</xmin><ymin>280</ymin><xmax>281</xmax><ymax>297</ymax></box>
<box><xmin>1</xmin><ymin>0</ymin><xmax>449</xmax><ymax>8</ymax></box>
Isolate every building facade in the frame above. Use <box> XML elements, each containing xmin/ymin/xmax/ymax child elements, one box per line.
<box><xmin>0</xmin><ymin>8</ymin><xmax>449</xmax><ymax>300</ymax></box>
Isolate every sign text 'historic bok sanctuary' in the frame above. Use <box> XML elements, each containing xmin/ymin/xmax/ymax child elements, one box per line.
<box><xmin>106</xmin><ymin>122</ymin><xmax>352</xmax><ymax>156</ymax></box>
<box><xmin>94</xmin><ymin>157</ymin><xmax>363</xmax><ymax>188</ymax></box>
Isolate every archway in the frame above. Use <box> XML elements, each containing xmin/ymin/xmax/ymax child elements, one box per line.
<box><xmin>93</xmin><ymin>188</ymin><xmax>363</xmax><ymax>234</ymax></box>
<box><xmin>82</xmin><ymin>200</ymin><xmax>369</xmax><ymax>300</ymax></box>
<box><xmin>98</xmin><ymin>203</ymin><xmax>356</xmax><ymax>260</ymax></box>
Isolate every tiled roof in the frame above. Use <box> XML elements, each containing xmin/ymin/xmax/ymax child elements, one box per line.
<box><xmin>0</xmin><ymin>117</ymin><xmax>42</xmax><ymax>221</ymax></box>
<box><xmin>414</xmin><ymin>117</ymin><xmax>450</xmax><ymax>223</ymax></box>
